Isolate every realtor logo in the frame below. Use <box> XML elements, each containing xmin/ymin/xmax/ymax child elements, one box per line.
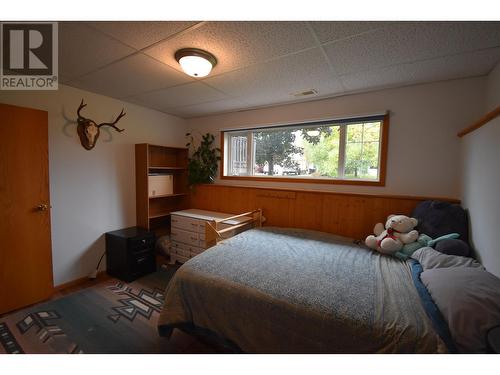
<box><xmin>1</xmin><ymin>22</ymin><xmax>58</xmax><ymax>90</ymax></box>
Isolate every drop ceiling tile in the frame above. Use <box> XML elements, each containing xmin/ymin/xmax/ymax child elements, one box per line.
<box><xmin>309</xmin><ymin>21</ymin><xmax>389</xmax><ymax>43</ymax></box>
<box><xmin>166</xmin><ymin>97</ymin><xmax>249</xmax><ymax>118</ymax></box>
<box><xmin>59</xmin><ymin>22</ymin><xmax>136</xmax><ymax>81</ymax></box>
<box><xmin>324</xmin><ymin>21</ymin><xmax>500</xmax><ymax>75</ymax></box>
<box><xmin>319</xmin><ymin>28</ymin><xmax>414</xmax><ymax>75</ymax></box>
<box><xmin>415</xmin><ymin>22</ymin><xmax>500</xmax><ymax>55</ymax></box>
<box><xmin>87</xmin><ymin>21</ymin><xmax>199</xmax><ymax>50</ymax></box>
<box><xmin>143</xmin><ymin>21</ymin><xmax>317</xmax><ymax>76</ymax></box>
<box><xmin>204</xmin><ymin>47</ymin><xmax>344</xmax><ymax>100</ymax></box>
<box><xmin>66</xmin><ymin>53</ymin><xmax>192</xmax><ymax>99</ymax></box>
<box><xmin>341</xmin><ymin>47</ymin><xmax>500</xmax><ymax>92</ymax></box>
<box><xmin>126</xmin><ymin>82</ymin><xmax>227</xmax><ymax>111</ymax></box>
<box><xmin>230</xmin><ymin>92</ymin><xmax>323</xmax><ymax>109</ymax></box>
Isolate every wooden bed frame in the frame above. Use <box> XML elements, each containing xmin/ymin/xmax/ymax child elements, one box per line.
<box><xmin>205</xmin><ymin>209</ymin><xmax>264</xmax><ymax>246</ymax></box>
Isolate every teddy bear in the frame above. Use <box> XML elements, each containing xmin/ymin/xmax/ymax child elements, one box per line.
<box><xmin>365</xmin><ymin>214</ymin><xmax>419</xmax><ymax>255</ymax></box>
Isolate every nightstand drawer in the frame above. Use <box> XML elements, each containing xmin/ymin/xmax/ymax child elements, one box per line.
<box><xmin>129</xmin><ymin>236</ymin><xmax>155</xmax><ymax>252</ymax></box>
<box><xmin>130</xmin><ymin>253</ymin><xmax>155</xmax><ymax>277</ymax></box>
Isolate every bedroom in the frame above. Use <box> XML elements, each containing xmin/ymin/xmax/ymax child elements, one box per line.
<box><xmin>1</xmin><ymin>0</ymin><xmax>500</xmax><ymax>373</ymax></box>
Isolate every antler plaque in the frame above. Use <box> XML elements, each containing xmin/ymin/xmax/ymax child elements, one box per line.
<box><xmin>76</xmin><ymin>99</ymin><xmax>126</xmax><ymax>150</ymax></box>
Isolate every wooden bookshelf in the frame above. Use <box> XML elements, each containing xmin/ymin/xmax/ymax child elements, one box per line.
<box><xmin>135</xmin><ymin>144</ymin><xmax>189</xmax><ymax>236</ymax></box>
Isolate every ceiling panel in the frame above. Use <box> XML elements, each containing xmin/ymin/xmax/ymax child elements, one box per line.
<box><xmin>309</xmin><ymin>21</ymin><xmax>388</xmax><ymax>43</ymax></box>
<box><xmin>341</xmin><ymin>47</ymin><xmax>500</xmax><ymax>92</ymax></box>
<box><xmin>66</xmin><ymin>53</ymin><xmax>192</xmax><ymax>99</ymax></box>
<box><xmin>59</xmin><ymin>22</ymin><xmax>136</xmax><ymax>82</ymax></box>
<box><xmin>143</xmin><ymin>21</ymin><xmax>317</xmax><ymax>76</ymax></box>
<box><xmin>411</xmin><ymin>22</ymin><xmax>500</xmax><ymax>56</ymax></box>
<box><xmin>204</xmin><ymin>48</ymin><xmax>343</xmax><ymax>100</ymax></box>
<box><xmin>166</xmin><ymin>97</ymin><xmax>250</xmax><ymax>118</ymax></box>
<box><xmin>126</xmin><ymin>81</ymin><xmax>228</xmax><ymax>111</ymax></box>
<box><xmin>323</xmin><ymin>22</ymin><xmax>500</xmax><ymax>75</ymax></box>
<box><xmin>87</xmin><ymin>21</ymin><xmax>199</xmax><ymax>50</ymax></box>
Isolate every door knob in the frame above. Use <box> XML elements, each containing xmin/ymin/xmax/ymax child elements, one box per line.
<box><xmin>36</xmin><ymin>203</ymin><xmax>50</xmax><ymax>211</ymax></box>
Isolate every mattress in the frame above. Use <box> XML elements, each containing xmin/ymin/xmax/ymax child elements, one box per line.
<box><xmin>158</xmin><ymin>227</ymin><xmax>446</xmax><ymax>353</ymax></box>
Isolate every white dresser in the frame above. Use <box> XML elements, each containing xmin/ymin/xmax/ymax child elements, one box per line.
<box><xmin>170</xmin><ymin>209</ymin><xmax>252</xmax><ymax>264</ymax></box>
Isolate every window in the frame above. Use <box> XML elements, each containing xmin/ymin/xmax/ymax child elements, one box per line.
<box><xmin>222</xmin><ymin>114</ymin><xmax>388</xmax><ymax>185</ymax></box>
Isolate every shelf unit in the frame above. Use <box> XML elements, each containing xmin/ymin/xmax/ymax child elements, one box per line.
<box><xmin>135</xmin><ymin>144</ymin><xmax>189</xmax><ymax>236</ymax></box>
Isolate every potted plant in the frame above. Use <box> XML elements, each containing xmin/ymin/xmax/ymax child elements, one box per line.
<box><xmin>185</xmin><ymin>132</ymin><xmax>221</xmax><ymax>186</ymax></box>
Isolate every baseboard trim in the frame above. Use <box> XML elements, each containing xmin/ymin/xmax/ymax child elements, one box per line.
<box><xmin>53</xmin><ymin>271</ymin><xmax>109</xmax><ymax>292</ymax></box>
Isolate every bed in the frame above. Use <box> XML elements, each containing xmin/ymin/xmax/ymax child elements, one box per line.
<box><xmin>158</xmin><ymin>226</ymin><xmax>448</xmax><ymax>353</ymax></box>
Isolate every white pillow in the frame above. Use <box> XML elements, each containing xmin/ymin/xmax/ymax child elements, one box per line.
<box><xmin>421</xmin><ymin>267</ymin><xmax>500</xmax><ymax>353</ymax></box>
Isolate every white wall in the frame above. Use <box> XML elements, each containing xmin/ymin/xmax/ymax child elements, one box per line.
<box><xmin>461</xmin><ymin>62</ymin><xmax>500</xmax><ymax>277</ymax></box>
<box><xmin>0</xmin><ymin>84</ymin><xmax>187</xmax><ymax>286</ymax></box>
<box><xmin>187</xmin><ymin>77</ymin><xmax>486</xmax><ymax>199</ymax></box>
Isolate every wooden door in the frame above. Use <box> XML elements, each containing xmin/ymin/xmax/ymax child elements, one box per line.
<box><xmin>0</xmin><ymin>103</ymin><xmax>53</xmax><ymax>314</ymax></box>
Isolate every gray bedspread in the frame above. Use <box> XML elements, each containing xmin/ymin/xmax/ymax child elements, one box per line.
<box><xmin>158</xmin><ymin>227</ymin><xmax>447</xmax><ymax>353</ymax></box>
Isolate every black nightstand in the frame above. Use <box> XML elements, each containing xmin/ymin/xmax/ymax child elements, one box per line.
<box><xmin>487</xmin><ymin>325</ymin><xmax>500</xmax><ymax>353</ymax></box>
<box><xmin>105</xmin><ymin>227</ymin><xmax>156</xmax><ymax>282</ymax></box>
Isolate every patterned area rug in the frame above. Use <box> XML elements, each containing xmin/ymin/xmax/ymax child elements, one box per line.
<box><xmin>0</xmin><ymin>266</ymin><xmax>179</xmax><ymax>354</ymax></box>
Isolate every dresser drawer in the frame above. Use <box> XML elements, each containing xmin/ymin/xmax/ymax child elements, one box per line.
<box><xmin>175</xmin><ymin>254</ymin><xmax>190</xmax><ymax>264</ymax></box>
<box><xmin>190</xmin><ymin>247</ymin><xmax>205</xmax><ymax>256</ymax></box>
<box><xmin>175</xmin><ymin>248</ymin><xmax>191</xmax><ymax>258</ymax></box>
<box><xmin>171</xmin><ymin>241</ymin><xmax>189</xmax><ymax>255</ymax></box>
<box><xmin>171</xmin><ymin>227</ymin><xmax>202</xmax><ymax>247</ymax></box>
<box><xmin>171</xmin><ymin>240</ymin><xmax>204</xmax><ymax>256</ymax></box>
<box><xmin>171</xmin><ymin>215</ymin><xmax>205</xmax><ymax>233</ymax></box>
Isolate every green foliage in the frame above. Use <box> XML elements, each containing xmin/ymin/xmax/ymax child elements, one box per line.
<box><xmin>186</xmin><ymin>132</ymin><xmax>221</xmax><ymax>186</ymax></box>
<box><xmin>302</xmin><ymin>123</ymin><xmax>380</xmax><ymax>179</ymax></box>
<box><xmin>303</xmin><ymin>127</ymin><xmax>340</xmax><ymax>177</ymax></box>
<box><xmin>254</xmin><ymin>129</ymin><xmax>302</xmax><ymax>175</ymax></box>
<box><xmin>344</xmin><ymin>144</ymin><xmax>370</xmax><ymax>178</ymax></box>
<box><xmin>344</xmin><ymin>123</ymin><xmax>379</xmax><ymax>179</ymax></box>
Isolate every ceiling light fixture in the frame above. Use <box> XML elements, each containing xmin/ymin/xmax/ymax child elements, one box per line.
<box><xmin>175</xmin><ymin>48</ymin><xmax>217</xmax><ymax>78</ymax></box>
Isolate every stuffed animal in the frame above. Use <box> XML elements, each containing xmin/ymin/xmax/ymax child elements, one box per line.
<box><xmin>365</xmin><ymin>214</ymin><xmax>419</xmax><ymax>255</ymax></box>
<box><xmin>394</xmin><ymin>233</ymin><xmax>460</xmax><ymax>260</ymax></box>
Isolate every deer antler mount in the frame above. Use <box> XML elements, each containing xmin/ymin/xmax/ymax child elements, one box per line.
<box><xmin>76</xmin><ymin>99</ymin><xmax>126</xmax><ymax>150</ymax></box>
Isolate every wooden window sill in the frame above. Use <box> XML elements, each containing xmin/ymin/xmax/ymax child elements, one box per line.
<box><xmin>220</xmin><ymin>175</ymin><xmax>385</xmax><ymax>186</ymax></box>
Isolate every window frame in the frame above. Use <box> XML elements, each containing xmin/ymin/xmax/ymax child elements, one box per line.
<box><xmin>220</xmin><ymin>114</ymin><xmax>389</xmax><ymax>186</ymax></box>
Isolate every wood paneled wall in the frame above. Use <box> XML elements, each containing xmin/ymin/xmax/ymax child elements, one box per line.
<box><xmin>190</xmin><ymin>184</ymin><xmax>460</xmax><ymax>240</ymax></box>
